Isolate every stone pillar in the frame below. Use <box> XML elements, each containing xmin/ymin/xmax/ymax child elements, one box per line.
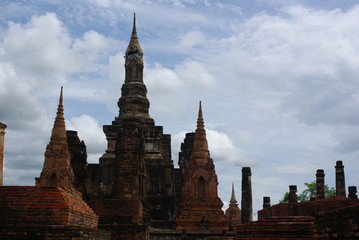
<box><xmin>288</xmin><ymin>185</ymin><xmax>298</xmax><ymax>203</ymax></box>
<box><xmin>241</xmin><ymin>167</ymin><xmax>253</xmax><ymax>224</ymax></box>
<box><xmin>263</xmin><ymin>196</ymin><xmax>271</xmax><ymax>209</ymax></box>
<box><xmin>348</xmin><ymin>186</ymin><xmax>358</xmax><ymax>199</ymax></box>
<box><xmin>0</xmin><ymin>122</ymin><xmax>7</xmax><ymax>186</ymax></box>
<box><xmin>316</xmin><ymin>169</ymin><xmax>325</xmax><ymax>200</ymax></box>
<box><xmin>335</xmin><ymin>160</ymin><xmax>346</xmax><ymax>197</ymax></box>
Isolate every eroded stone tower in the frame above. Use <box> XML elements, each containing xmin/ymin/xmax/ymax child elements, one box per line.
<box><xmin>36</xmin><ymin>87</ymin><xmax>75</xmax><ymax>188</ymax></box>
<box><xmin>0</xmin><ymin>122</ymin><xmax>7</xmax><ymax>186</ymax></box>
<box><xmin>176</xmin><ymin>102</ymin><xmax>228</xmax><ymax>231</ymax></box>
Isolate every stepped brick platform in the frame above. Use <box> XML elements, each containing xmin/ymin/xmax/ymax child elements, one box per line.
<box><xmin>88</xmin><ymin>198</ymin><xmax>147</xmax><ymax>239</ymax></box>
<box><xmin>258</xmin><ymin>196</ymin><xmax>359</xmax><ymax>219</ymax></box>
<box><xmin>0</xmin><ymin>186</ymin><xmax>110</xmax><ymax>239</ymax></box>
<box><xmin>235</xmin><ymin>216</ymin><xmax>315</xmax><ymax>239</ymax></box>
<box><xmin>0</xmin><ymin>186</ymin><xmax>98</xmax><ymax>227</ymax></box>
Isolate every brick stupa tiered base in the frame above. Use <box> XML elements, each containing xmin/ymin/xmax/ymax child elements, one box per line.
<box><xmin>0</xmin><ymin>186</ymin><xmax>110</xmax><ymax>239</ymax></box>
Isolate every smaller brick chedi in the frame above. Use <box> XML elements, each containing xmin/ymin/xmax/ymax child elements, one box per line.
<box><xmin>36</xmin><ymin>87</ymin><xmax>75</xmax><ymax>188</ymax></box>
<box><xmin>225</xmin><ymin>182</ymin><xmax>241</xmax><ymax>229</ymax></box>
<box><xmin>0</xmin><ymin>87</ymin><xmax>109</xmax><ymax>240</ymax></box>
<box><xmin>176</xmin><ymin>102</ymin><xmax>228</xmax><ymax>231</ymax></box>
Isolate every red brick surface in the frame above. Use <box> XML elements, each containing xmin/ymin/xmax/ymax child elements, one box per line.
<box><xmin>0</xmin><ymin>186</ymin><xmax>98</xmax><ymax>228</ymax></box>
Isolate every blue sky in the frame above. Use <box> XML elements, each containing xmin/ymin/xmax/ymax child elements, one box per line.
<box><xmin>1</xmin><ymin>0</ymin><xmax>359</xmax><ymax>218</ymax></box>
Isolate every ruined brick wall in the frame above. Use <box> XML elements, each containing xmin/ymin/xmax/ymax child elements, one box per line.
<box><xmin>258</xmin><ymin>196</ymin><xmax>359</xmax><ymax>219</ymax></box>
<box><xmin>0</xmin><ymin>186</ymin><xmax>98</xmax><ymax>228</ymax></box>
<box><xmin>88</xmin><ymin>198</ymin><xmax>143</xmax><ymax>225</ymax></box>
<box><xmin>235</xmin><ymin>216</ymin><xmax>315</xmax><ymax>239</ymax></box>
<box><xmin>88</xmin><ymin>198</ymin><xmax>148</xmax><ymax>240</ymax></box>
<box><xmin>67</xmin><ymin>130</ymin><xmax>87</xmax><ymax>194</ymax></box>
<box><xmin>314</xmin><ymin>205</ymin><xmax>359</xmax><ymax>239</ymax></box>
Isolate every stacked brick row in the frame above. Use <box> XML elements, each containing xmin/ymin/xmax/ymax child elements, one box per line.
<box><xmin>0</xmin><ymin>186</ymin><xmax>98</xmax><ymax>228</ymax></box>
<box><xmin>314</xmin><ymin>205</ymin><xmax>359</xmax><ymax>239</ymax></box>
<box><xmin>235</xmin><ymin>216</ymin><xmax>315</xmax><ymax>239</ymax></box>
<box><xmin>88</xmin><ymin>198</ymin><xmax>143</xmax><ymax>224</ymax></box>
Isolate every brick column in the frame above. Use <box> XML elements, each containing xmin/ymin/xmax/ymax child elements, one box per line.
<box><xmin>335</xmin><ymin>160</ymin><xmax>346</xmax><ymax>197</ymax></box>
<box><xmin>0</xmin><ymin>122</ymin><xmax>7</xmax><ymax>186</ymax></box>
<box><xmin>348</xmin><ymin>186</ymin><xmax>357</xmax><ymax>199</ymax></box>
<box><xmin>288</xmin><ymin>185</ymin><xmax>298</xmax><ymax>203</ymax></box>
<box><xmin>316</xmin><ymin>169</ymin><xmax>325</xmax><ymax>200</ymax></box>
<box><xmin>263</xmin><ymin>196</ymin><xmax>270</xmax><ymax>209</ymax></box>
<box><xmin>241</xmin><ymin>167</ymin><xmax>253</xmax><ymax>224</ymax></box>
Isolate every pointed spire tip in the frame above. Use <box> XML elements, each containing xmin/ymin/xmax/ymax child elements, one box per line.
<box><xmin>59</xmin><ymin>86</ymin><xmax>63</xmax><ymax>105</ymax></box>
<box><xmin>230</xmin><ymin>182</ymin><xmax>237</xmax><ymax>203</ymax></box>
<box><xmin>198</xmin><ymin>101</ymin><xmax>203</xmax><ymax>120</ymax></box>
<box><xmin>133</xmin><ymin>12</ymin><xmax>137</xmax><ymax>33</ymax></box>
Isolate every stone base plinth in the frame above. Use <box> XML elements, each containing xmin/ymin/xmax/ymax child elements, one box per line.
<box><xmin>88</xmin><ymin>198</ymin><xmax>144</xmax><ymax>225</ymax></box>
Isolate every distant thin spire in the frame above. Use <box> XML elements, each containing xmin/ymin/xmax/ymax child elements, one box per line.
<box><xmin>230</xmin><ymin>182</ymin><xmax>237</xmax><ymax>204</ymax></box>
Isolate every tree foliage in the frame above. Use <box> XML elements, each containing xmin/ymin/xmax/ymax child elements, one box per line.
<box><xmin>279</xmin><ymin>181</ymin><xmax>336</xmax><ymax>203</ymax></box>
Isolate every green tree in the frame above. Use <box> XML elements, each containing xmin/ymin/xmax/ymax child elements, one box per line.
<box><xmin>279</xmin><ymin>181</ymin><xmax>336</xmax><ymax>203</ymax></box>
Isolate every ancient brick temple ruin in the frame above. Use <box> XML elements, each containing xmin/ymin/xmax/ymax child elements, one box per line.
<box><xmin>36</xmin><ymin>87</ymin><xmax>75</xmax><ymax>188</ymax></box>
<box><xmin>1</xmin><ymin>14</ymin><xmax>359</xmax><ymax>240</ymax></box>
<box><xmin>0</xmin><ymin>88</ymin><xmax>110</xmax><ymax>239</ymax></box>
<box><xmin>0</xmin><ymin>15</ymin><xmax>231</xmax><ymax>239</ymax></box>
<box><xmin>236</xmin><ymin>162</ymin><xmax>359</xmax><ymax>239</ymax></box>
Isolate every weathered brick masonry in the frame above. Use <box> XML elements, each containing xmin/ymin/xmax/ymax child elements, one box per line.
<box><xmin>0</xmin><ymin>186</ymin><xmax>98</xmax><ymax>228</ymax></box>
<box><xmin>0</xmin><ymin>186</ymin><xmax>110</xmax><ymax>239</ymax></box>
<box><xmin>314</xmin><ymin>205</ymin><xmax>359</xmax><ymax>239</ymax></box>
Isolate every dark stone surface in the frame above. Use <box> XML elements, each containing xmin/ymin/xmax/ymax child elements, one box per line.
<box><xmin>241</xmin><ymin>167</ymin><xmax>253</xmax><ymax>224</ymax></box>
<box><xmin>263</xmin><ymin>196</ymin><xmax>271</xmax><ymax>209</ymax></box>
<box><xmin>288</xmin><ymin>185</ymin><xmax>298</xmax><ymax>203</ymax></box>
<box><xmin>316</xmin><ymin>169</ymin><xmax>325</xmax><ymax>200</ymax></box>
<box><xmin>335</xmin><ymin>160</ymin><xmax>346</xmax><ymax>197</ymax></box>
<box><xmin>67</xmin><ymin>130</ymin><xmax>87</xmax><ymax>194</ymax></box>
